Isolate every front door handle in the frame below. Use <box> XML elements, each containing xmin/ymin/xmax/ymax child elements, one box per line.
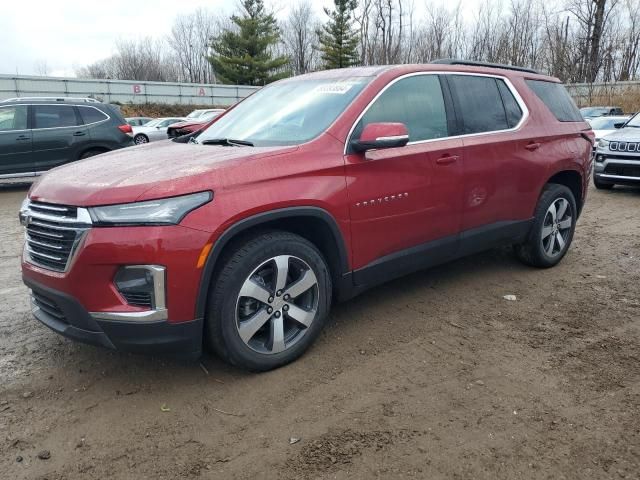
<box><xmin>436</xmin><ymin>154</ymin><xmax>459</xmax><ymax>165</ymax></box>
<box><xmin>16</xmin><ymin>135</ymin><xmax>30</xmax><ymax>141</ymax></box>
<box><xmin>525</xmin><ymin>142</ymin><xmax>541</xmax><ymax>151</ymax></box>
<box><xmin>73</xmin><ymin>131</ymin><xmax>87</xmax><ymax>137</ymax></box>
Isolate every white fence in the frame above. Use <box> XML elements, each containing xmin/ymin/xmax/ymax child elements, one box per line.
<box><xmin>0</xmin><ymin>74</ymin><xmax>260</xmax><ymax>106</ymax></box>
<box><xmin>1</xmin><ymin>73</ymin><xmax>638</xmax><ymax>107</ymax></box>
<box><xmin>564</xmin><ymin>81</ymin><xmax>640</xmax><ymax>105</ymax></box>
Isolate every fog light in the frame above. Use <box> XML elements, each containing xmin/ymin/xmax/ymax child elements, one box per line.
<box><xmin>114</xmin><ymin>265</ymin><xmax>166</xmax><ymax>309</ymax></box>
<box><xmin>595</xmin><ymin>154</ymin><xmax>605</xmax><ymax>163</ymax></box>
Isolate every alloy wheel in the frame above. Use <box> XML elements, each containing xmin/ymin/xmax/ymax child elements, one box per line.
<box><xmin>235</xmin><ymin>255</ymin><xmax>319</xmax><ymax>354</ymax></box>
<box><xmin>541</xmin><ymin>197</ymin><xmax>573</xmax><ymax>257</ymax></box>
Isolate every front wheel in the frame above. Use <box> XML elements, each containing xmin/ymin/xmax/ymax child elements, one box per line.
<box><xmin>515</xmin><ymin>183</ymin><xmax>577</xmax><ymax>268</ymax></box>
<box><xmin>206</xmin><ymin>231</ymin><xmax>332</xmax><ymax>371</ymax></box>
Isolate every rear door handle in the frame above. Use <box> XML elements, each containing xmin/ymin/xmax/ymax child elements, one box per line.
<box><xmin>73</xmin><ymin>131</ymin><xmax>87</xmax><ymax>137</ymax></box>
<box><xmin>525</xmin><ymin>142</ymin><xmax>541</xmax><ymax>151</ymax></box>
<box><xmin>435</xmin><ymin>155</ymin><xmax>459</xmax><ymax>165</ymax></box>
<box><xmin>15</xmin><ymin>135</ymin><xmax>30</xmax><ymax>141</ymax></box>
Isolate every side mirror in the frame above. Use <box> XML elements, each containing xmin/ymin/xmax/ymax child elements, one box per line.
<box><xmin>351</xmin><ymin>122</ymin><xmax>409</xmax><ymax>153</ymax></box>
<box><xmin>614</xmin><ymin>122</ymin><xmax>625</xmax><ymax>129</ymax></box>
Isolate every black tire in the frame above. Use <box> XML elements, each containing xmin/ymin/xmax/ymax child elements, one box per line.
<box><xmin>515</xmin><ymin>183</ymin><xmax>577</xmax><ymax>268</ymax></box>
<box><xmin>205</xmin><ymin>231</ymin><xmax>332</xmax><ymax>371</ymax></box>
<box><xmin>134</xmin><ymin>134</ymin><xmax>149</xmax><ymax>145</ymax></box>
<box><xmin>593</xmin><ymin>175</ymin><xmax>614</xmax><ymax>190</ymax></box>
<box><xmin>79</xmin><ymin>149</ymin><xmax>107</xmax><ymax>160</ymax></box>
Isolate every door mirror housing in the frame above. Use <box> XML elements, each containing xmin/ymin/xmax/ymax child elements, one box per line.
<box><xmin>351</xmin><ymin>123</ymin><xmax>409</xmax><ymax>153</ymax></box>
<box><xmin>614</xmin><ymin>122</ymin><xmax>626</xmax><ymax>129</ymax></box>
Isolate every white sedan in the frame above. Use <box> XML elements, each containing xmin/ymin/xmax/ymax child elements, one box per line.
<box><xmin>132</xmin><ymin>117</ymin><xmax>186</xmax><ymax>144</ymax></box>
<box><xmin>588</xmin><ymin>115</ymin><xmax>630</xmax><ymax>145</ymax></box>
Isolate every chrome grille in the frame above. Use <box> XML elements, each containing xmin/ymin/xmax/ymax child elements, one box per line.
<box><xmin>22</xmin><ymin>201</ymin><xmax>92</xmax><ymax>272</ymax></box>
<box><xmin>609</xmin><ymin>141</ymin><xmax>640</xmax><ymax>152</ymax></box>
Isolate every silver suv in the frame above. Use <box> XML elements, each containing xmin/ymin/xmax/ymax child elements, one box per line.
<box><xmin>594</xmin><ymin>112</ymin><xmax>640</xmax><ymax>189</ymax></box>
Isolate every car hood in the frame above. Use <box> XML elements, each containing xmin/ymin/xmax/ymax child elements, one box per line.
<box><xmin>593</xmin><ymin>129</ymin><xmax>614</xmax><ymax>140</ymax></box>
<box><xmin>601</xmin><ymin>127</ymin><xmax>640</xmax><ymax>142</ymax></box>
<box><xmin>168</xmin><ymin>120</ymin><xmax>205</xmax><ymax>129</ymax></box>
<box><xmin>29</xmin><ymin>141</ymin><xmax>297</xmax><ymax>206</ymax></box>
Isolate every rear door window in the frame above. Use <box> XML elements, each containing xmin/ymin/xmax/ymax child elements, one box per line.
<box><xmin>0</xmin><ymin>105</ymin><xmax>28</xmax><ymax>131</ymax></box>
<box><xmin>449</xmin><ymin>75</ymin><xmax>512</xmax><ymax>134</ymax></box>
<box><xmin>525</xmin><ymin>80</ymin><xmax>582</xmax><ymax>122</ymax></box>
<box><xmin>33</xmin><ymin>105</ymin><xmax>80</xmax><ymax>129</ymax></box>
<box><xmin>78</xmin><ymin>106</ymin><xmax>109</xmax><ymax>125</ymax></box>
<box><xmin>353</xmin><ymin>74</ymin><xmax>448</xmax><ymax>143</ymax></box>
<box><xmin>497</xmin><ymin>80</ymin><xmax>523</xmax><ymax>128</ymax></box>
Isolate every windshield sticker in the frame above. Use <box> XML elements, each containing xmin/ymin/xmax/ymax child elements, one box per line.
<box><xmin>313</xmin><ymin>83</ymin><xmax>356</xmax><ymax>95</ymax></box>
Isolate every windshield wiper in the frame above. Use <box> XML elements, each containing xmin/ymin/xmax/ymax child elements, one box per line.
<box><xmin>200</xmin><ymin>138</ymin><xmax>254</xmax><ymax>147</ymax></box>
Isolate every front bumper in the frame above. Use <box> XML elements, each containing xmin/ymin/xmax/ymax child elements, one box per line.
<box><xmin>25</xmin><ymin>277</ymin><xmax>203</xmax><ymax>359</ymax></box>
<box><xmin>594</xmin><ymin>152</ymin><xmax>640</xmax><ymax>184</ymax></box>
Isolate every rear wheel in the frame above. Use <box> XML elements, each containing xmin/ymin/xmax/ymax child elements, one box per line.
<box><xmin>593</xmin><ymin>175</ymin><xmax>614</xmax><ymax>190</ymax></box>
<box><xmin>134</xmin><ymin>134</ymin><xmax>148</xmax><ymax>145</ymax></box>
<box><xmin>206</xmin><ymin>231</ymin><xmax>332</xmax><ymax>371</ymax></box>
<box><xmin>515</xmin><ymin>183</ymin><xmax>577</xmax><ymax>268</ymax></box>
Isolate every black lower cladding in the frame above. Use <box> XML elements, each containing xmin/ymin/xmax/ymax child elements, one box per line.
<box><xmin>23</xmin><ymin>277</ymin><xmax>203</xmax><ymax>359</ymax></box>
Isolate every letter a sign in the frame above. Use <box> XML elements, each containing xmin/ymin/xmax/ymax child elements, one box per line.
<box><xmin>198</xmin><ymin>87</ymin><xmax>206</xmax><ymax>96</ymax></box>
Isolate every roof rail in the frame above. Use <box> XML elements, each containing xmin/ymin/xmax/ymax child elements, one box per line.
<box><xmin>0</xmin><ymin>97</ymin><xmax>101</xmax><ymax>103</ymax></box>
<box><xmin>431</xmin><ymin>59</ymin><xmax>540</xmax><ymax>75</ymax></box>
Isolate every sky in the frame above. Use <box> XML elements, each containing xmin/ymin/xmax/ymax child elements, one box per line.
<box><xmin>0</xmin><ymin>0</ymin><xmax>482</xmax><ymax>78</ymax></box>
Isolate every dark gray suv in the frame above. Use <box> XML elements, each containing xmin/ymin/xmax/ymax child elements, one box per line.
<box><xmin>0</xmin><ymin>97</ymin><xmax>133</xmax><ymax>183</ymax></box>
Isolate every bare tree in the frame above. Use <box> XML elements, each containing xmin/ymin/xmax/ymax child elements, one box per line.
<box><xmin>281</xmin><ymin>1</ymin><xmax>319</xmax><ymax>74</ymax></box>
<box><xmin>168</xmin><ymin>8</ymin><xmax>220</xmax><ymax>83</ymax></box>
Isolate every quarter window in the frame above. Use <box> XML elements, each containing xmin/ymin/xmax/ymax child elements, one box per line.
<box><xmin>78</xmin><ymin>106</ymin><xmax>108</xmax><ymax>124</ymax></box>
<box><xmin>525</xmin><ymin>80</ymin><xmax>582</xmax><ymax>122</ymax></box>
<box><xmin>0</xmin><ymin>105</ymin><xmax>28</xmax><ymax>131</ymax></box>
<box><xmin>33</xmin><ymin>105</ymin><xmax>80</xmax><ymax>129</ymax></box>
<box><xmin>450</xmin><ymin>75</ymin><xmax>512</xmax><ymax>134</ymax></box>
<box><xmin>353</xmin><ymin>75</ymin><xmax>448</xmax><ymax>143</ymax></box>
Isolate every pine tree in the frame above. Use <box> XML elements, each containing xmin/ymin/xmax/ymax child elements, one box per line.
<box><xmin>318</xmin><ymin>0</ymin><xmax>360</xmax><ymax>69</ymax></box>
<box><xmin>209</xmin><ymin>0</ymin><xmax>290</xmax><ymax>86</ymax></box>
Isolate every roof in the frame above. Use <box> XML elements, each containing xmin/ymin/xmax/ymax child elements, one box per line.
<box><xmin>284</xmin><ymin>62</ymin><xmax>557</xmax><ymax>84</ymax></box>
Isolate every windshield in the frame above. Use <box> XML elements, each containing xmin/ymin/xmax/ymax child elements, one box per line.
<box><xmin>580</xmin><ymin>107</ymin><xmax>608</xmax><ymax>117</ymax></box>
<box><xmin>187</xmin><ymin>110</ymin><xmax>205</xmax><ymax>119</ymax></box>
<box><xmin>197</xmin><ymin>76</ymin><xmax>372</xmax><ymax>147</ymax></box>
<box><xmin>144</xmin><ymin>119</ymin><xmax>161</xmax><ymax>127</ymax></box>
<box><xmin>627</xmin><ymin>113</ymin><xmax>640</xmax><ymax>127</ymax></box>
<box><xmin>200</xmin><ymin>111</ymin><xmax>222</xmax><ymax>122</ymax></box>
<box><xmin>590</xmin><ymin>117</ymin><xmax>624</xmax><ymax>130</ymax></box>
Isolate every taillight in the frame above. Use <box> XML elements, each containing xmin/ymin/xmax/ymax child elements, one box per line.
<box><xmin>118</xmin><ymin>124</ymin><xmax>133</xmax><ymax>136</ymax></box>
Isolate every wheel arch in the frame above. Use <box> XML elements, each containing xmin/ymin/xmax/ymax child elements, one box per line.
<box><xmin>194</xmin><ymin>207</ymin><xmax>351</xmax><ymax>320</ymax></box>
<box><xmin>78</xmin><ymin>145</ymin><xmax>110</xmax><ymax>159</ymax></box>
<box><xmin>545</xmin><ymin>169</ymin><xmax>584</xmax><ymax>216</ymax></box>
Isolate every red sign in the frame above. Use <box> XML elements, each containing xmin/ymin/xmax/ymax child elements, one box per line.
<box><xmin>198</xmin><ymin>87</ymin><xmax>206</xmax><ymax>96</ymax></box>
<box><xmin>133</xmin><ymin>84</ymin><xmax>142</xmax><ymax>94</ymax></box>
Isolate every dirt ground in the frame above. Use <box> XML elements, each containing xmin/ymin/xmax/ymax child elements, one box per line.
<box><xmin>0</xmin><ymin>183</ymin><xmax>638</xmax><ymax>480</ymax></box>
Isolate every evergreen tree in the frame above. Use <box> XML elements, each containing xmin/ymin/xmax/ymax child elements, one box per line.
<box><xmin>318</xmin><ymin>0</ymin><xmax>360</xmax><ymax>69</ymax></box>
<box><xmin>209</xmin><ymin>0</ymin><xmax>289</xmax><ymax>85</ymax></box>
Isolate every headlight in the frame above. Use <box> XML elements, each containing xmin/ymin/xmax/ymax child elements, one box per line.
<box><xmin>89</xmin><ymin>191</ymin><xmax>212</xmax><ymax>226</ymax></box>
<box><xmin>18</xmin><ymin>197</ymin><xmax>29</xmax><ymax>225</ymax></box>
<box><xmin>598</xmin><ymin>139</ymin><xmax>610</xmax><ymax>149</ymax></box>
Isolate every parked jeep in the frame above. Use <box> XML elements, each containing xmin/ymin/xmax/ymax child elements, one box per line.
<box><xmin>593</xmin><ymin>112</ymin><xmax>640</xmax><ymax>189</ymax></box>
<box><xmin>20</xmin><ymin>61</ymin><xmax>593</xmax><ymax>371</ymax></box>
<box><xmin>0</xmin><ymin>97</ymin><xmax>133</xmax><ymax>183</ymax></box>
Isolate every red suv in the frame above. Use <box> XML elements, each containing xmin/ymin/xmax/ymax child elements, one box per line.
<box><xmin>20</xmin><ymin>61</ymin><xmax>594</xmax><ymax>371</ymax></box>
